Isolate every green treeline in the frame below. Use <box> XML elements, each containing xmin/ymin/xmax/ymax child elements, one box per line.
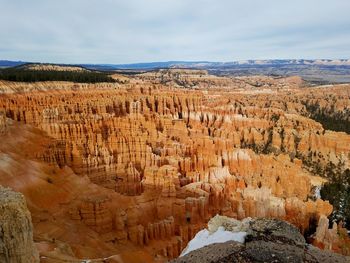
<box><xmin>304</xmin><ymin>102</ymin><xmax>350</xmax><ymax>134</ymax></box>
<box><xmin>320</xmin><ymin>163</ymin><xmax>350</xmax><ymax>226</ymax></box>
<box><xmin>0</xmin><ymin>68</ymin><xmax>116</xmax><ymax>83</ymax></box>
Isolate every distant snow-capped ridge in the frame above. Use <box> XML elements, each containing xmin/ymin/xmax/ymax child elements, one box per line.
<box><xmin>171</xmin><ymin>59</ymin><xmax>350</xmax><ymax>68</ymax></box>
<box><xmin>238</xmin><ymin>59</ymin><xmax>350</xmax><ymax>65</ymax></box>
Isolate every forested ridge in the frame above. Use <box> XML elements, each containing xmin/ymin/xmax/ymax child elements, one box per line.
<box><xmin>0</xmin><ymin>68</ymin><xmax>116</xmax><ymax>83</ymax></box>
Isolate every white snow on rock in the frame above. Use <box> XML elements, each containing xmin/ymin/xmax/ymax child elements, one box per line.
<box><xmin>232</xmin><ymin>149</ymin><xmax>251</xmax><ymax>161</ymax></box>
<box><xmin>180</xmin><ymin>215</ymin><xmax>251</xmax><ymax>257</ymax></box>
<box><xmin>180</xmin><ymin>227</ymin><xmax>247</xmax><ymax>257</ymax></box>
<box><xmin>314</xmin><ymin>185</ymin><xmax>321</xmax><ymax>199</ymax></box>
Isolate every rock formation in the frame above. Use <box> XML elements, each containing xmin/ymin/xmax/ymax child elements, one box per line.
<box><xmin>172</xmin><ymin>216</ymin><xmax>350</xmax><ymax>263</ymax></box>
<box><xmin>0</xmin><ymin>186</ymin><xmax>39</xmax><ymax>263</ymax></box>
<box><xmin>0</xmin><ymin>71</ymin><xmax>349</xmax><ymax>261</ymax></box>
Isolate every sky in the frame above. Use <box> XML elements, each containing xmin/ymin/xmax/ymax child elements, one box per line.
<box><xmin>1</xmin><ymin>0</ymin><xmax>350</xmax><ymax>64</ymax></box>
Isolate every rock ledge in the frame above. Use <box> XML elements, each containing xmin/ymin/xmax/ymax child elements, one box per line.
<box><xmin>172</xmin><ymin>217</ymin><xmax>350</xmax><ymax>263</ymax></box>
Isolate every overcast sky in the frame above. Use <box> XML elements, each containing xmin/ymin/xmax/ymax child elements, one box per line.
<box><xmin>1</xmin><ymin>0</ymin><xmax>349</xmax><ymax>64</ymax></box>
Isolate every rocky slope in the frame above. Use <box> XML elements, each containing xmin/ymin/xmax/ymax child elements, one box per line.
<box><xmin>0</xmin><ymin>71</ymin><xmax>349</xmax><ymax>262</ymax></box>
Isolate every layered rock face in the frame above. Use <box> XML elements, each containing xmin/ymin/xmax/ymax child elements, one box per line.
<box><xmin>0</xmin><ymin>186</ymin><xmax>39</xmax><ymax>263</ymax></box>
<box><xmin>0</xmin><ymin>72</ymin><xmax>349</xmax><ymax>262</ymax></box>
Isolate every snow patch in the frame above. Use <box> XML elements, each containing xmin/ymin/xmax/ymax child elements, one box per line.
<box><xmin>233</xmin><ymin>114</ymin><xmax>245</xmax><ymax>119</ymax></box>
<box><xmin>314</xmin><ymin>185</ymin><xmax>321</xmax><ymax>199</ymax></box>
<box><xmin>233</xmin><ymin>149</ymin><xmax>251</xmax><ymax>161</ymax></box>
<box><xmin>180</xmin><ymin>227</ymin><xmax>247</xmax><ymax>257</ymax></box>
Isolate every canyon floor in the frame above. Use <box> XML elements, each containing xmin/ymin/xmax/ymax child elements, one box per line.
<box><xmin>0</xmin><ymin>69</ymin><xmax>350</xmax><ymax>262</ymax></box>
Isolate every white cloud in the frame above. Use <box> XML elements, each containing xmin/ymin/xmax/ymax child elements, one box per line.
<box><xmin>0</xmin><ymin>0</ymin><xmax>349</xmax><ymax>63</ymax></box>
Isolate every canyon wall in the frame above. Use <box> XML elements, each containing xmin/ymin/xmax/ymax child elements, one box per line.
<box><xmin>0</xmin><ymin>72</ymin><xmax>349</xmax><ymax>261</ymax></box>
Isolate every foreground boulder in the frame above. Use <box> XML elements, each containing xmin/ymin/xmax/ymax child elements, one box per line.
<box><xmin>0</xmin><ymin>186</ymin><xmax>39</xmax><ymax>263</ymax></box>
<box><xmin>172</xmin><ymin>217</ymin><xmax>350</xmax><ymax>263</ymax></box>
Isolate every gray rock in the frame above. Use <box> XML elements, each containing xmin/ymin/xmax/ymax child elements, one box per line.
<box><xmin>244</xmin><ymin>241</ymin><xmax>305</xmax><ymax>263</ymax></box>
<box><xmin>246</xmin><ymin>218</ymin><xmax>306</xmax><ymax>248</ymax></box>
<box><xmin>172</xmin><ymin>241</ymin><xmax>246</xmax><ymax>263</ymax></box>
<box><xmin>172</xmin><ymin>218</ymin><xmax>350</xmax><ymax>263</ymax></box>
<box><xmin>305</xmin><ymin>245</ymin><xmax>350</xmax><ymax>263</ymax></box>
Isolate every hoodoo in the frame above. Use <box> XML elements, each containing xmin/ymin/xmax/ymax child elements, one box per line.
<box><xmin>0</xmin><ymin>71</ymin><xmax>349</xmax><ymax>262</ymax></box>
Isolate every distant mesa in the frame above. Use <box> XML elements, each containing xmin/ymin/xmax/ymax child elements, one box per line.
<box><xmin>18</xmin><ymin>63</ymin><xmax>91</xmax><ymax>72</ymax></box>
